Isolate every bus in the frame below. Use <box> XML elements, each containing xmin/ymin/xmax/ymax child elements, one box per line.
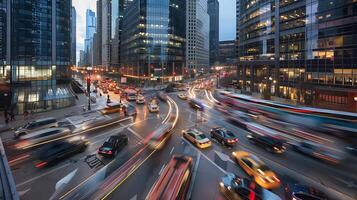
<box><xmin>146</xmin><ymin>155</ymin><xmax>193</xmax><ymax>200</ymax></box>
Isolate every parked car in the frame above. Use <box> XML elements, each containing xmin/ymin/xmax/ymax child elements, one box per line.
<box><xmin>247</xmin><ymin>133</ymin><xmax>286</xmax><ymax>153</ymax></box>
<box><xmin>34</xmin><ymin>138</ymin><xmax>89</xmax><ymax>168</ymax></box>
<box><xmin>210</xmin><ymin>127</ymin><xmax>238</xmax><ymax>147</ymax></box>
<box><xmin>219</xmin><ymin>173</ymin><xmax>281</xmax><ymax>200</ymax></box>
<box><xmin>14</xmin><ymin>117</ymin><xmax>58</xmax><ymax>138</ymax></box>
<box><xmin>284</xmin><ymin>183</ymin><xmax>327</xmax><ymax>200</ymax></box>
<box><xmin>98</xmin><ymin>135</ymin><xmax>128</xmax><ymax>156</ymax></box>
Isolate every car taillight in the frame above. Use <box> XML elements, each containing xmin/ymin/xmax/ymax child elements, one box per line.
<box><xmin>107</xmin><ymin>150</ymin><xmax>112</xmax><ymax>154</ymax></box>
<box><xmin>35</xmin><ymin>161</ymin><xmax>47</xmax><ymax>168</ymax></box>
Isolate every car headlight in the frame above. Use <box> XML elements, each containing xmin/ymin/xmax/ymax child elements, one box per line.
<box><xmin>219</xmin><ymin>182</ymin><xmax>224</xmax><ymax>187</ymax></box>
<box><xmin>227</xmin><ymin>186</ymin><xmax>231</xmax><ymax>190</ymax></box>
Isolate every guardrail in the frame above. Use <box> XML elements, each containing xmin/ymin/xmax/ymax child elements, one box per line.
<box><xmin>0</xmin><ymin>137</ymin><xmax>19</xmax><ymax>200</ymax></box>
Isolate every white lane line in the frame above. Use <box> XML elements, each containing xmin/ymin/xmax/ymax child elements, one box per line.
<box><xmin>169</xmin><ymin>147</ymin><xmax>175</xmax><ymax>155</ymax></box>
<box><xmin>16</xmin><ymin>163</ymin><xmax>71</xmax><ymax>188</ymax></box>
<box><xmin>158</xmin><ymin>164</ymin><xmax>166</xmax><ymax>175</ymax></box>
<box><xmin>127</xmin><ymin>127</ymin><xmax>143</xmax><ymax>140</ymax></box>
<box><xmin>129</xmin><ymin>194</ymin><xmax>137</xmax><ymax>200</ymax></box>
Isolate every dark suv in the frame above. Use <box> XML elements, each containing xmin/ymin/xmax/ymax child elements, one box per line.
<box><xmin>247</xmin><ymin>133</ymin><xmax>286</xmax><ymax>153</ymax></box>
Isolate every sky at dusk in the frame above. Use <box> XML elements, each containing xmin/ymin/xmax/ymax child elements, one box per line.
<box><xmin>73</xmin><ymin>0</ymin><xmax>236</xmax><ymax>61</ymax></box>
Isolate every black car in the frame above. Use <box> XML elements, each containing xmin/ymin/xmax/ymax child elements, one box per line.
<box><xmin>188</xmin><ymin>99</ymin><xmax>204</xmax><ymax>111</ymax></box>
<box><xmin>285</xmin><ymin>183</ymin><xmax>327</xmax><ymax>200</ymax></box>
<box><xmin>157</xmin><ymin>91</ymin><xmax>168</xmax><ymax>101</ymax></box>
<box><xmin>247</xmin><ymin>133</ymin><xmax>286</xmax><ymax>153</ymax></box>
<box><xmin>210</xmin><ymin>127</ymin><xmax>238</xmax><ymax>146</ymax></box>
<box><xmin>219</xmin><ymin>173</ymin><xmax>281</xmax><ymax>200</ymax></box>
<box><xmin>34</xmin><ymin>138</ymin><xmax>89</xmax><ymax>168</ymax></box>
<box><xmin>98</xmin><ymin>135</ymin><xmax>128</xmax><ymax>156</ymax></box>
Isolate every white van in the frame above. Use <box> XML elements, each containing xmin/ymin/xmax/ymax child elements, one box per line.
<box><xmin>14</xmin><ymin>117</ymin><xmax>58</xmax><ymax>138</ymax></box>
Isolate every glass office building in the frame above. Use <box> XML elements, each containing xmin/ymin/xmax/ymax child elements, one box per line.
<box><xmin>121</xmin><ymin>0</ymin><xmax>186</xmax><ymax>82</ymax></box>
<box><xmin>0</xmin><ymin>0</ymin><xmax>74</xmax><ymax>114</ymax></box>
<box><xmin>237</xmin><ymin>0</ymin><xmax>357</xmax><ymax>112</ymax></box>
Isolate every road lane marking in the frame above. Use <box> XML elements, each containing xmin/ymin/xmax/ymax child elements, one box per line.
<box><xmin>158</xmin><ymin>164</ymin><xmax>166</xmax><ymax>175</ymax></box>
<box><xmin>16</xmin><ymin>163</ymin><xmax>71</xmax><ymax>188</ymax></box>
<box><xmin>169</xmin><ymin>147</ymin><xmax>175</xmax><ymax>155</ymax></box>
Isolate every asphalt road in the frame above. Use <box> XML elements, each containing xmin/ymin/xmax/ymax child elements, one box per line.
<box><xmin>3</xmin><ymin>88</ymin><xmax>357</xmax><ymax>200</ymax></box>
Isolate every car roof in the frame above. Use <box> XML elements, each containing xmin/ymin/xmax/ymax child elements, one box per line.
<box><xmin>21</xmin><ymin>128</ymin><xmax>68</xmax><ymax>139</ymax></box>
<box><xmin>187</xmin><ymin>129</ymin><xmax>202</xmax><ymax>135</ymax></box>
<box><xmin>32</xmin><ymin>117</ymin><xmax>56</xmax><ymax>123</ymax></box>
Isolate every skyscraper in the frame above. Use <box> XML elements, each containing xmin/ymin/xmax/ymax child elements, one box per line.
<box><xmin>94</xmin><ymin>0</ymin><xmax>102</xmax><ymax>66</ymax></box>
<box><xmin>207</xmin><ymin>0</ymin><xmax>219</xmax><ymax>66</ymax></box>
<box><xmin>70</xmin><ymin>7</ymin><xmax>76</xmax><ymax>66</ymax></box>
<box><xmin>84</xmin><ymin>9</ymin><xmax>96</xmax><ymax>66</ymax></box>
<box><xmin>101</xmin><ymin>0</ymin><xmax>111</xmax><ymax>69</ymax></box>
<box><xmin>186</xmin><ymin>0</ymin><xmax>210</xmax><ymax>72</ymax></box>
<box><xmin>121</xmin><ymin>0</ymin><xmax>186</xmax><ymax>82</ymax></box>
<box><xmin>0</xmin><ymin>0</ymin><xmax>74</xmax><ymax>114</ymax></box>
<box><xmin>237</xmin><ymin>0</ymin><xmax>357</xmax><ymax>112</ymax></box>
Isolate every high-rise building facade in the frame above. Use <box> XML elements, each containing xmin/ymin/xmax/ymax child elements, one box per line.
<box><xmin>218</xmin><ymin>40</ymin><xmax>236</xmax><ymax>66</ymax></box>
<box><xmin>101</xmin><ymin>0</ymin><xmax>112</xmax><ymax>69</ymax></box>
<box><xmin>207</xmin><ymin>0</ymin><xmax>219</xmax><ymax>66</ymax></box>
<box><xmin>235</xmin><ymin>0</ymin><xmax>240</xmax><ymax>61</ymax></box>
<box><xmin>84</xmin><ymin>9</ymin><xmax>96</xmax><ymax>66</ymax></box>
<box><xmin>121</xmin><ymin>0</ymin><xmax>186</xmax><ymax>82</ymax></box>
<box><xmin>237</xmin><ymin>0</ymin><xmax>357</xmax><ymax>112</ymax></box>
<box><xmin>186</xmin><ymin>0</ymin><xmax>210</xmax><ymax>72</ymax></box>
<box><xmin>0</xmin><ymin>0</ymin><xmax>74</xmax><ymax>114</ymax></box>
<box><xmin>70</xmin><ymin>7</ymin><xmax>76</xmax><ymax>66</ymax></box>
<box><xmin>94</xmin><ymin>0</ymin><xmax>103</xmax><ymax>66</ymax></box>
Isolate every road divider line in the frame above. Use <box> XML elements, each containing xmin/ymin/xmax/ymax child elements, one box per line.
<box><xmin>169</xmin><ymin>147</ymin><xmax>175</xmax><ymax>155</ymax></box>
<box><xmin>158</xmin><ymin>164</ymin><xmax>166</xmax><ymax>175</ymax></box>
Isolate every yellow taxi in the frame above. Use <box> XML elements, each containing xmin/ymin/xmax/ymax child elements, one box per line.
<box><xmin>182</xmin><ymin>129</ymin><xmax>211</xmax><ymax>149</ymax></box>
<box><xmin>232</xmin><ymin>151</ymin><xmax>280</xmax><ymax>189</ymax></box>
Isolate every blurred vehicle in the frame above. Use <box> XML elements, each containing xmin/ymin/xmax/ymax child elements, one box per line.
<box><xmin>102</xmin><ymin>102</ymin><xmax>124</xmax><ymax>114</ymax></box>
<box><xmin>136</xmin><ymin>94</ymin><xmax>146</xmax><ymax>104</ymax></box>
<box><xmin>17</xmin><ymin>128</ymin><xmax>71</xmax><ymax>149</ymax></box>
<box><xmin>247</xmin><ymin>133</ymin><xmax>286</xmax><ymax>154</ymax></box>
<box><xmin>114</xmin><ymin>89</ymin><xmax>120</xmax><ymax>94</ymax></box>
<box><xmin>127</xmin><ymin>90</ymin><xmax>137</xmax><ymax>101</ymax></box>
<box><xmin>177</xmin><ymin>93</ymin><xmax>188</xmax><ymax>100</ymax></box>
<box><xmin>157</xmin><ymin>91</ymin><xmax>168</xmax><ymax>101</ymax></box>
<box><xmin>148</xmin><ymin>101</ymin><xmax>159</xmax><ymax>112</ymax></box>
<box><xmin>188</xmin><ymin>99</ymin><xmax>204</xmax><ymax>111</ymax></box>
<box><xmin>232</xmin><ymin>151</ymin><xmax>280</xmax><ymax>189</ymax></box>
<box><xmin>146</xmin><ymin>154</ymin><xmax>192</xmax><ymax>200</ymax></box>
<box><xmin>219</xmin><ymin>173</ymin><xmax>281</xmax><ymax>200</ymax></box>
<box><xmin>147</xmin><ymin>123</ymin><xmax>172</xmax><ymax>149</ymax></box>
<box><xmin>14</xmin><ymin>117</ymin><xmax>58</xmax><ymax>138</ymax></box>
<box><xmin>182</xmin><ymin>129</ymin><xmax>211</xmax><ymax>148</ymax></box>
<box><xmin>34</xmin><ymin>138</ymin><xmax>89</xmax><ymax>168</ymax></box>
<box><xmin>103</xmin><ymin>89</ymin><xmax>108</xmax><ymax>94</ymax></box>
<box><xmin>210</xmin><ymin>127</ymin><xmax>238</xmax><ymax>147</ymax></box>
<box><xmin>98</xmin><ymin>135</ymin><xmax>128</xmax><ymax>156</ymax></box>
<box><xmin>346</xmin><ymin>145</ymin><xmax>357</xmax><ymax>156</ymax></box>
<box><xmin>284</xmin><ymin>183</ymin><xmax>327</xmax><ymax>200</ymax></box>
<box><xmin>124</xmin><ymin>103</ymin><xmax>137</xmax><ymax>116</ymax></box>
<box><xmin>292</xmin><ymin>141</ymin><xmax>342</xmax><ymax>164</ymax></box>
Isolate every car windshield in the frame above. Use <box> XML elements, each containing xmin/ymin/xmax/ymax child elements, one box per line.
<box><xmin>224</xmin><ymin>131</ymin><xmax>235</xmax><ymax>138</ymax></box>
<box><xmin>102</xmin><ymin>142</ymin><xmax>113</xmax><ymax>148</ymax></box>
<box><xmin>196</xmin><ymin>134</ymin><xmax>207</xmax><ymax>140</ymax></box>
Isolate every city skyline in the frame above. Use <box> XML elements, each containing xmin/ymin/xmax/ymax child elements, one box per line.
<box><xmin>73</xmin><ymin>0</ymin><xmax>236</xmax><ymax>64</ymax></box>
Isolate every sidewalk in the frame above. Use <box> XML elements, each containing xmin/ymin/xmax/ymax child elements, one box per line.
<box><xmin>0</xmin><ymin>93</ymin><xmax>107</xmax><ymax>134</ymax></box>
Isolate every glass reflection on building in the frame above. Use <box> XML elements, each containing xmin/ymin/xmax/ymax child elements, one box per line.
<box><xmin>121</xmin><ymin>0</ymin><xmax>186</xmax><ymax>82</ymax></box>
<box><xmin>237</xmin><ymin>0</ymin><xmax>357</xmax><ymax>112</ymax></box>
